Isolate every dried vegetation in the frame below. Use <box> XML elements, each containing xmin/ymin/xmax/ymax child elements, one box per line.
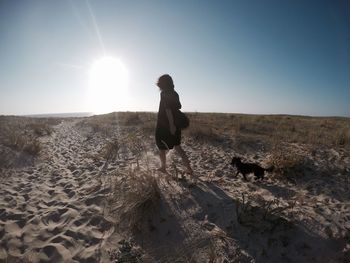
<box><xmin>110</xmin><ymin>169</ymin><xmax>161</xmax><ymax>234</ymax></box>
<box><xmin>0</xmin><ymin>116</ymin><xmax>60</xmax><ymax>168</ymax></box>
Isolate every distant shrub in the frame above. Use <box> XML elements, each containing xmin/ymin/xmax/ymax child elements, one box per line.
<box><xmin>27</xmin><ymin>122</ymin><xmax>52</xmax><ymax>136</ymax></box>
<box><xmin>123</xmin><ymin>112</ymin><xmax>142</xmax><ymax>126</ymax></box>
<box><xmin>186</xmin><ymin>122</ymin><xmax>224</xmax><ymax>143</ymax></box>
<box><xmin>87</xmin><ymin>121</ymin><xmax>113</xmax><ymax>137</ymax></box>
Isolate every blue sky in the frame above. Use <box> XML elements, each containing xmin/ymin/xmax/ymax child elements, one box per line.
<box><xmin>0</xmin><ymin>0</ymin><xmax>349</xmax><ymax>116</ymax></box>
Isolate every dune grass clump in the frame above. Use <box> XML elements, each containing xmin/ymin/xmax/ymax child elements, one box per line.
<box><xmin>35</xmin><ymin>124</ymin><xmax>51</xmax><ymax>136</ymax></box>
<box><xmin>22</xmin><ymin>138</ymin><xmax>42</xmax><ymax>156</ymax></box>
<box><xmin>2</xmin><ymin>129</ymin><xmax>26</xmax><ymax>151</ymax></box>
<box><xmin>0</xmin><ymin>117</ymin><xmax>57</xmax><ymax>168</ymax></box>
<box><xmin>233</xmin><ymin>194</ymin><xmax>296</xmax><ymax>248</ymax></box>
<box><xmin>108</xmin><ymin>239</ymin><xmax>142</xmax><ymax>263</ymax></box>
<box><xmin>125</xmin><ymin>131</ymin><xmax>147</xmax><ymax>169</ymax></box>
<box><xmin>1</xmin><ymin>129</ymin><xmax>42</xmax><ymax>156</ymax></box>
<box><xmin>100</xmin><ymin>137</ymin><xmax>120</xmax><ymax>162</ymax></box>
<box><xmin>26</xmin><ymin>119</ymin><xmax>54</xmax><ymax>137</ymax></box>
<box><xmin>333</xmin><ymin>127</ymin><xmax>350</xmax><ymax>147</ymax></box>
<box><xmin>185</xmin><ymin>119</ymin><xmax>226</xmax><ymax>144</ymax></box>
<box><xmin>0</xmin><ymin>129</ymin><xmax>42</xmax><ymax>169</ymax></box>
<box><xmin>110</xmin><ymin>170</ymin><xmax>161</xmax><ymax>233</ymax></box>
<box><xmin>267</xmin><ymin>144</ymin><xmax>305</xmax><ymax>177</ymax></box>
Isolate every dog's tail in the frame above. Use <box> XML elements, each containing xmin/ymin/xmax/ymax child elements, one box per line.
<box><xmin>265</xmin><ymin>166</ymin><xmax>274</xmax><ymax>172</ymax></box>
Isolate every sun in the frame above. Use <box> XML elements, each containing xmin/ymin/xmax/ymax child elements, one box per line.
<box><xmin>88</xmin><ymin>56</ymin><xmax>129</xmax><ymax>114</ymax></box>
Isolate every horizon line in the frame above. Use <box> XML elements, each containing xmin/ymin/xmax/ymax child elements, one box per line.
<box><xmin>1</xmin><ymin>111</ymin><xmax>349</xmax><ymax>119</ymax></box>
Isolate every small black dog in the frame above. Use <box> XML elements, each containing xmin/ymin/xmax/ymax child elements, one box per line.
<box><xmin>230</xmin><ymin>157</ymin><xmax>273</xmax><ymax>180</ymax></box>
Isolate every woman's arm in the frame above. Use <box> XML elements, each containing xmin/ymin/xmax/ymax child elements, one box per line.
<box><xmin>165</xmin><ymin>108</ymin><xmax>176</xmax><ymax>135</ymax></box>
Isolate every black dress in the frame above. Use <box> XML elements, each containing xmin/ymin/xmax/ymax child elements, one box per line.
<box><xmin>156</xmin><ymin>88</ymin><xmax>182</xmax><ymax>150</ymax></box>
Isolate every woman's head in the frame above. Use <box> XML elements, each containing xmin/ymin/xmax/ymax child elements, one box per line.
<box><xmin>157</xmin><ymin>74</ymin><xmax>174</xmax><ymax>91</ymax></box>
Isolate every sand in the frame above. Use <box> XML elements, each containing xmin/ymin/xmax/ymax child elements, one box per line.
<box><xmin>0</xmin><ymin>120</ymin><xmax>116</xmax><ymax>262</ymax></box>
<box><xmin>0</xmin><ymin>115</ymin><xmax>349</xmax><ymax>262</ymax></box>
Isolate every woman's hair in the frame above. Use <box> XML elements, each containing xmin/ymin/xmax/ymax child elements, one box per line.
<box><xmin>157</xmin><ymin>74</ymin><xmax>174</xmax><ymax>91</ymax></box>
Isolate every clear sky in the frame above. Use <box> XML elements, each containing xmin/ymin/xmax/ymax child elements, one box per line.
<box><xmin>1</xmin><ymin>0</ymin><xmax>349</xmax><ymax>116</ymax></box>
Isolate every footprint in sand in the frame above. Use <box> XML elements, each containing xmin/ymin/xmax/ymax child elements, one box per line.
<box><xmin>0</xmin><ymin>120</ymin><xmax>119</xmax><ymax>262</ymax></box>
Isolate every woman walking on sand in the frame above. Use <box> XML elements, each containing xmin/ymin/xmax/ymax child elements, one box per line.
<box><xmin>155</xmin><ymin>74</ymin><xmax>193</xmax><ymax>175</ymax></box>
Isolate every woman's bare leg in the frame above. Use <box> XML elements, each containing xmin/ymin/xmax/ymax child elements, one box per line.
<box><xmin>174</xmin><ymin>145</ymin><xmax>193</xmax><ymax>174</ymax></box>
<box><xmin>158</xmin><ymin>149</ymin><xmax>167</xmax><ymax>172</ymax></box>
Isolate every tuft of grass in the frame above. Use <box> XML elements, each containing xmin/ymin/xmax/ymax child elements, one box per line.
<box><xmin>2</xmin><ymin>129</ymin><xmax>41</xmax><ymax>156</ymax></box>
<box><xmin>333</xmin><ymin>127</ymin><xmax>350</xmax><ymax>146</ymax></box>
<box><xmin>2</xmin><ymin>129</ymin><xmax>26</xmax><ymax>151</ymax></box>
<box><xmin>22</xmin><ymin>138</ymin><xmax>41</xmax><ymax>155</ymax></box>
<box><xmin>0</xmin><ymin>117</ymin><xmax>58</xmax><ymax>169</ymax></box>
<box><xmin>110</xmin><ymin>170</ymin><xmax>161</xmax><ymax>233</ymax></box>
<box><xmin>235</xmin><ymin>194</ymin><xmax>295</xmax><ymax>231</ymax></box>
<box><xmin>267</xmin><ymin>143</ymin><xmax>305</xmax><ymax>176</ymax></box>
<box><xmin>125</xmin><ymin>131</ymin><xmax>147</xmax><ymax>170</ymax></box>
<box><xmin>101</xmin><ymin>137</ymin><xmax>120</xmax><ymax>162</ymax></box>
<box><xmin>261</xmin><ymin>198</ymin><xmax>296</xmax><ymax>220</ymax></box>
<box><xmin>108</xmin><ymin>239</ymin><xmax>143</xmax><ymax>263</ymax></box>
<box><xmin>26</xmin><ymin>122</ymin><xmax>53</xmax><ymax>136</ymax></box>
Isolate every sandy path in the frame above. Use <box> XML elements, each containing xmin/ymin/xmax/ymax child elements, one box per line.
<box><xmin>0</xmin><ymin>120</ymin><xmax>114</xmax><ymax>263</ymax></box>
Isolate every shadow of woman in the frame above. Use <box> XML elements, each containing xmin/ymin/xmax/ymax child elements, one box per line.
<box><xmin>129</xmin><ymin>179</ymin><xmax>348</xmax><ymax>262</ymax></box>
<box><xmin>187</xmin><ymin>180</ymin><xmax>348</xmax><ymax>262</ymax></box>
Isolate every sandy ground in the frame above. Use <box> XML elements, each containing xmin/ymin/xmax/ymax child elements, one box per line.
<box><xmin>0</xmin><ymin>117</ymin><xmax>349</xmax><ymax>262</ymax></box>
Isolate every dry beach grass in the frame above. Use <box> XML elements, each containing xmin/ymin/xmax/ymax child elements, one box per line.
<box><xmin>0</xmin><ymin>112</ymin><xmax>349</xmax><ymax>262</ymax></box>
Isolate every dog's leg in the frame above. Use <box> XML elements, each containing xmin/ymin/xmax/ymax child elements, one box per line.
<box><xmin>254</xmin><ymin>172</ymin><xmax>260</xmax><ymax>180</ymax></box>
<box><xmin>261</xmin><ymin>172</ymin><xmax>265</xmax><ymax>179</ymax></box>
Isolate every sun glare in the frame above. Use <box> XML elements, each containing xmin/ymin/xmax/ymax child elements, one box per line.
<box><xmin>88</xmin><ymin>56</ymin><xmax>129</xmax><ymax>114</ymax></box>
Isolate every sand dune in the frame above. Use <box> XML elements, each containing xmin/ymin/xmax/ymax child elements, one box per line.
<box><xmin>0</xmin><ymin>113</ymin><xmax>349</xmax><ymax>262</ymax></box>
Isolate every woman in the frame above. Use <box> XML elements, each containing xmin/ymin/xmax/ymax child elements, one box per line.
<box><xmin>155</xmin><ymin>74</ymin><xmax>193</xmax><ymax>175</ymax></box>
